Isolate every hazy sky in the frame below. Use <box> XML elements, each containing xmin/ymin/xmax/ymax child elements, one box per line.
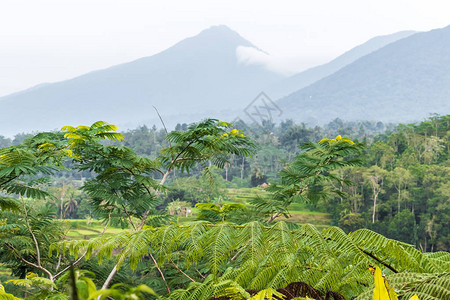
<box><xmin>1</xmin><ymin>0</ymin><xmax>449</xmax><ymax>97</ymax></box>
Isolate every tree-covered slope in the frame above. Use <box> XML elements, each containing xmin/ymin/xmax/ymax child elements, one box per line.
<box><xmin>268</xmin><ymin>30</ymin><xmax>415</xmax><ymax>99</ymax></box>
<box><xmin>278</xmin><ymin>26</ymin><xmax>450</xmax><ymax>124</ymax></box>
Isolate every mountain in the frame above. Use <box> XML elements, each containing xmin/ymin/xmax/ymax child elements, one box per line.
<box><xmin>277</xmin><ymin>26</ymin><xmax>450</xmax><ymax>124</ymax></box>
<box><xmin>267</xmin><ymin>30</ymin><xmax>415</xmax><ymax>100</ymax></box>
<box><xmin>0</xmin><ymin>25</ymin><xmax>283</xmax><ymax>136</ymax></box>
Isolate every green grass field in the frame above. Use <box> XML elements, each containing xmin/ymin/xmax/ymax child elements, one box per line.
<box><xmin>65</xmin><ymin>219</ymin><xmax>128</xmax><ymax>239</ymax></box>
<box><xmin>0</xmin><ymin>263</ymin><xmax>15</xmax><ymax>293</ymax></box>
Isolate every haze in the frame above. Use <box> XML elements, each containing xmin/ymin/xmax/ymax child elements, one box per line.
<box><xmin>0</xmin><ymin>0</ymin><xmax>449</xmax><ymax>97</ymax></box>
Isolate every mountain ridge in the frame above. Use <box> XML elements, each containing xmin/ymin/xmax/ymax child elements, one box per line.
<box><xmin>277</xmin><ymin>25</ymin><xmax>450</xmax><ymax>124</ymax></box>
<box><xmin>268</xmin><ymin>30</ymin><xmax>416</xmax><ymax>100</ymax></box>
<box><xmin>2</xmin><ymin>25</ymin><xmax>447</xmax><ymax>137</ymax></box>
<box><xmin>0</xmin><ymin>25</ymin><xmax>282</xmax><ymax>136</ymax></box>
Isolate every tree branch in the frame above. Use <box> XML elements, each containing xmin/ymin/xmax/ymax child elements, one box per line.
<box><xmin>195</xmin><ymin>268</ymin><xmax>206</xmax><ymax>279</ymax></box>
<box><xmin>5</xmin><ymin>243</ymin><xmax>53</xmax><ymax>281</ymax></box>
<box><xmin>169</xmin><ymin>257</ymin><xmax>195</xmax><ymax>282</ymax></box>
<box><xmin>0</xmin><ymin>175</ymin><xmax>18</xmax><ymax>189</ymax></box>
<box><xmin>138</xmin><ymin>140</ymin><xmax>197</xmax><ymax>230</ymax></box>
<box><xmin>149</xmin><ymin>252</ymin><xmax>170</xmax><ymax>293</ymax></box>
<box><xmin>231</xmin><ymin>240</ymin><xmax>251</xmax><ymax>261</ymax></box>
<box><xmin>153</xmin><ymin>106</ymin><xmax>171</xmax><ymax>147</ymax></box>
<box><xmin>53</xmin><ymin>253</ymin><xmax>87</xmax><ymax>279</ymax></box>
<box><xmin>267</xmin><ymin>211</ymin><xmax>282</xmax><ymax>223</ymax></box>
<box><xmin>22</xmin><ymin>200</ymin><xmax>41</xmax><ymax>268</ymax></box>
<box><xmin>122</xmin><ymin>204</ymin><xmax>137</xmax><ymax>231</ymax></box>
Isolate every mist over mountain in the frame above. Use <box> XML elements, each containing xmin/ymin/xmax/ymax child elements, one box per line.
<box><xmin>277</xmin><ymin>26</ymin><xmax>450</xmax><ymax>124</ymax></box>
<box><xmin>0</xmin><ymin>25</ymin><xmax>282</xmax><ymax>136</ymax></box>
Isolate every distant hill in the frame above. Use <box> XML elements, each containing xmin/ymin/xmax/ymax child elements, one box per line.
<box><xmin>2</xmin><ymin>24</ymin><xmax>446</xmax><ymax>137</ymax></box>
<box><xmin>277</xmin><ymin>26</ymin><xmax>450</xmax><ymax>124</ymax></box>
<box><xmin>0</xmin><ymin>25</ymin><xmax>283</xmax><ymax>136</ymax></box>
<box><xmin>268</xmin><ymin>30</ymin><xmax>415</xmax><ymax>100</ymax></box>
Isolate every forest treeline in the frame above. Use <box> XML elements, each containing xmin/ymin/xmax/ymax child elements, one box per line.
<box><xmin>0</xmin><ymin>116</ymin><xmax>449</xmax><ymax>299</ymax></box>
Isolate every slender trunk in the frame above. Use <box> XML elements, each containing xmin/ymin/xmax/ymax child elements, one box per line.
<box><xmin>353</xmin><ymin>185</ymin><xmax>359</xmax><ymax>213</ymax></box>
<box><xmin>102</xmin><ymin>265</ymin><xmax>118</xmax><ymax>290</ymax></box>
<box><xmin>60</xmin><ymin>184</ymin><xmax>68</xmax><ymax>220</ymax></box>
<box><xmin>60</xmin><ymin>198</ymin><xmax>64</xmax><ymax>219</ymax></box>
<box><xmin>225</xmin><ymin>165</ymin><xmax>228</xmax><ymax>181</ymax></box>
<box><xmin>372</xmin><ymin>194</ymin><xmax>378</xmax><ymax>223</ymax></box>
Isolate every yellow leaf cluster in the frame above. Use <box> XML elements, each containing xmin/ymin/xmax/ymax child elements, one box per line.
<box><xmin>319</xmin><ymin>135</ymin><xmax>354</xmax><ymax>145</ymax></box>
<box><xmin>372</xmin><ymin>266</ymin><xmax>419</xmax><ymax>300</ymax></box>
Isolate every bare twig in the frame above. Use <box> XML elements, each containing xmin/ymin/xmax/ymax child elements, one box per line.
<box><xmin>231</xmin><ymin>240</ymin><xmax>251</xmax><ymax>261</ymax></box>
<box><xmin>195</xmin><ymin>268</ymin><xmax>206</xmax><ymax>279</ymax></box>
<box><xmin>102</xmin><ymin>265</ymin><xmax>118</xmax><ymax>290</ymax></box>
<box><xmin>169</xmin><ymin>258</ymin><xmax>195</xmax><ymax>282</ymax></box>
<box><xmin>138</xmin><ymin>140</ymin><xmax>196</xmax><ymax>230</ymax></box>
<box><xmin>101</xmin><ymin>212</ymin><xmax>112</xmax><ymax>235</ymax></box>
<box><xmin>149</xmin><ymin>252</ymin><xmax>171</xmax><ymax>293</ymax></box>
<box><xmin>121</xmin><ymin>205</ymin><xmax>137</xmax><ymax>231</ymax></box>
<box><xmin>153</xmin><ymin>106</ymin><xmax>171</xmax><ymax>147</ymax></box>
<box><xmin>54</xmin><ymin>253</ymin><xmax>87</xmax><ymax>279</ymax></box>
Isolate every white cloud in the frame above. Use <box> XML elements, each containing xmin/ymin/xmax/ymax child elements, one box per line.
<box><xmin>236</xmin><ymin>46</ymin><xmax>329</xmax><ymax>76</ymax></box>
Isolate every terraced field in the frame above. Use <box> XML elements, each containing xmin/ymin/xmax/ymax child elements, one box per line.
<box><xmin>65</xmin><ymin>219</ymin><xmax>127</xmax><ymax>239</ymax></box>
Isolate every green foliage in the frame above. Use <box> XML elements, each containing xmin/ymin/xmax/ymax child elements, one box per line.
<box><xmin>165</xmin><ymin>166</ymin><xmax>229</xmax><ymax>206</ymax></box>
<box><xmin>0</xmin><ymin>200</ymin><xmax>66</xmax><ymax>279</ymax></box>
<box><xmin>57</xmin><ymin>221</ymin><xmax>449</xmax><ymax>299</ymax></box>
<box><xmin>60</xmin><ymin>119</ymin><xmax>257</xmax><ymax>229</ymax></box>
<box><xmin>0</xmin><ymin>121</ymin><xmax>126</xmax><ymax>291</ymax></box>
<box><xmin>1</xmin><ymin>116</ymin><xmax>449</xmax><ymax>300</ymax></box>
<box><xmin>251</xmin><ymin>136</ymin><xmax>364</xmax><ymax>222</ymax></box>
<box><xmin>88</xmin><ymin>283</ymin><xmax>156</xmax><ymax>300</ymax></box>
<box><xmin>0</xmin><ymin>197</ymin><xmax>20</xmax><ymax>212</ymax></box>
<box><xmin>315</xmin><ymin>115</ymin><xmax>450</xmax><ymax>250</ymax></box>
<box><xmin>4</xmin><ymin>269</ymin><xmax>156</xmax><ymax>300</ymax></box>
<box><xmin>160</xmin><ymin>119</ymin><xmax>256</xmax><ymax>172</ymax></box>
<box><xmin>6</xmin><ymin>272</ymin><xmax>56</xmax><ymax>298</ymax></box>
<box><xmin>0</xmin><ymin>145</ymin><xmax>56</xmax><ymax>202</ymax></box>
<box><xmin>195</xmin><ymin>202</ymin><xmax>247</xmax><ymax>223</ymax></box>
<box><xmin>0</xmin><ymin>283</ymin><xmax>23</xmax><ymax>300</ymax></box>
